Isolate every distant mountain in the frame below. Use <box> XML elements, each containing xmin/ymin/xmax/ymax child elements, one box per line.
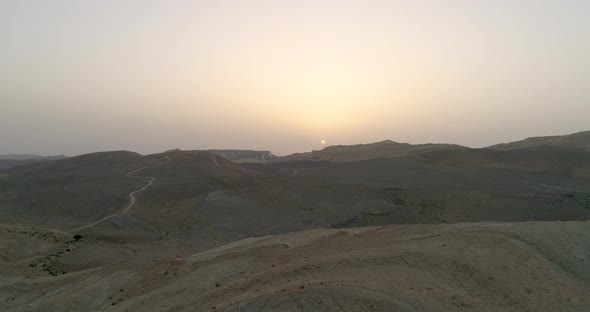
<box><xmin>207</xmin><ymin>149</ymin><xmax>277</xmax><ymax>163</ymax></box>
<box><xmin>0</xmin><ymin>154</ymin><xmax>67</xmax><ymax>169</ymax></box>
<box><xmin>413</xmin><ymin>145</ymin><xmax>590</xmax><ymax>180</ymax></box>
<box><xmin>0</xmin><ymin>154</ymin><xmax>66</xmax><ymax>161</ymax></box>
<box><xmin>275</xmin><ymin>140</ymin><xmax>466</xmax><ymax>162</ymax></box>
<box><xmin>162</xmin><ymin>149</ymin><xmax>276</xmax><ymax>163</ymax></box>
<box><xmin>488</xmin><ymin>130</ymin><xmax>590</xmax><ymax>151</ymax></box>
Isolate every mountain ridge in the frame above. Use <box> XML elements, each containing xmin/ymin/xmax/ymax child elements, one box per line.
<box><xmin>489</xmin><ymin>130</ymin><xmax>590</xmax><ymax>151</ymax></box>
<box><xmin>274</xmin><ymin>140</ymin><xmax>467</xmax><ymax>162</ymax></box>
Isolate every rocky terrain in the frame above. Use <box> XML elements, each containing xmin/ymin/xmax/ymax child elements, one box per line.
<box><xmin>1</xmin><ymin>131</ymin><xmax>590</xmax><ymax>311</ymax></box>
<box><xmin>1</xmin><ymin>221</ymin><xmax>588</xmax><ymax>312</ymax></box>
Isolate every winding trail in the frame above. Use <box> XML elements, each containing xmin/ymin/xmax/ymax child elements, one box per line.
<box><xmin>68</xmin><ymin>162</ymin><xmax>162</xmax><ymax>233</ymax></box>
<box><xmin>1</xmin><ymin>161</ymin><xmax>163</xmax><ymax>235</ymax></box>
<box><xmin>121</xmin><ymin>166</ymin><xmax>158</xmax><ymax>214</ymax></box>
<box><xmin>210</xmin><ymin>155</ymin><xmax>222</xmax><ymax>168</ymax></box>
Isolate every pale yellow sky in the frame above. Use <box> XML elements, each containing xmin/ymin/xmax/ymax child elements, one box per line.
<box><xmin>1</xmin><ymin>1</ymin><xmax>589</xmax><ymax>155</ymax></box>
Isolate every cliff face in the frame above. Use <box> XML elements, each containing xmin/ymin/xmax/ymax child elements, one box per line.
<box><xmin>208</xmin><ymin>149</ymin><xmax>277</xmax><ymax>163</ymax></box>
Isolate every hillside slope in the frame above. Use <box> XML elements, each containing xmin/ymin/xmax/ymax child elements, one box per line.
<box><xmin>2</xmin><ymin>147</ymin><xmax>590</xmax><ymax>250</ymax></box>
<box><xmin>414</xmin><ymin>145</ymin><xmax>590</xmax><ymax>180</ymax></box>
<box><xmin>0</xmin><ymin>155</ymin><xmax>67</xmax><ymax>169</ymax></box>
<box><xmin>0</xmin><ymin>150</ymin><xmax>263</xmax><ymax>232</ymax></box>
<box><xmin>489</xmin><ymin>130</ymin><xmax>590</xmax><ymax>151</ymax></box>
<box><xmin>0</xmin><ymin>154</ymin><xmax>66</xmax><ymax>161</ymax></box>
<box><xmin>275</xmin><ymin>140</ymin><xmax>466</xmax><ymax>162</ymax></box>
<box><xmin>2</xmin><ymin>221</ymin><xmax>589</xmax><ymax>312</ymax></box>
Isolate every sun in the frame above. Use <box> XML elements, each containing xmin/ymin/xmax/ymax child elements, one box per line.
<box><xmin>320</xmin><ymin>140</ymin><xmax>327</xmax><ymax>145</ymax></box>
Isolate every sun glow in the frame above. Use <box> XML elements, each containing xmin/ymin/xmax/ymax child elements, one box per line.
<box><xmin>239</xmin><ymin>63</ymin><xmax>388</xmax><ymax>134</ymax></box>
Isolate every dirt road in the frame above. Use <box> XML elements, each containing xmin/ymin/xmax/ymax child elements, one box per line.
<box><xmin>68</xmin><ymin>163</ymin><xmax>161</xmax><ymax>233</ymax></box>
<box><xmin>210</xmin><ymin>155</ymin><xmax>222</xmax><ymax>168</ymax></box>
<box><xmin>1</xmin><ymin>162</ymin><xmax>162</xmax><ymax>234</ymax></box>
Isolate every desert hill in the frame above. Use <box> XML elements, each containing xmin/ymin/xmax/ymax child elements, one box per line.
<box><xmin>0</xmin><ymin>154</ymin><xmax>67</xmax><ymax>169</ymax></box>
<box><xmin>413</xmin><ymin>145</ymin><xmax>590</xmax><ymax>179</ymax></box>
<box><xmin>0</xmin><ymin>150</ymin><xmax>264</xmax><ymax>232</ymax></box>
<box><xmin>0</xmin><ymin>154</ymin><xmax>67</xmax><ymax>161</ymax></box>
<box><xmin>2</xmin><ymin>133</ymin><xmax>590</xmax><ymax>311</ymax></box>
<box><xmin>489</xmin><ymin>130</ymin><xmax>590</xmax><ymax>151</ymax></box>
<box><xmin>1</xmin><ymin>144</ymin><xmax>589</xmax><ymax>250</ymax></box>
<box><xmin>275</xmin><ymin>140</ymin><xmax>466</xmax><ymax>162</ymax></box>
<box><xmin>1</xmin><ymin>221</ymin><xmax>588</xmax><ymax>312</ymax></box>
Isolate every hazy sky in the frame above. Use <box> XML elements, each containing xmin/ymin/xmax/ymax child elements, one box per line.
<box><xmin>2</xmin><ymin>0</ymin><xmax>589</xmax><ymax>156</ymax></box>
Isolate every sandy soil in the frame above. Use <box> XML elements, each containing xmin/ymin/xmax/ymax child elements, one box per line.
<box><xmin>1</xmin><ymin>221</ymin><xmax>589</xmax><ymax>312</ymax></box>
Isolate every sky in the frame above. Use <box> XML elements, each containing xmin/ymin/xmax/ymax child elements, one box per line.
<box><xmin>1</xmin><ymin>0</ymin><xmax>589</xmax><ymax>156</ymax></box>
